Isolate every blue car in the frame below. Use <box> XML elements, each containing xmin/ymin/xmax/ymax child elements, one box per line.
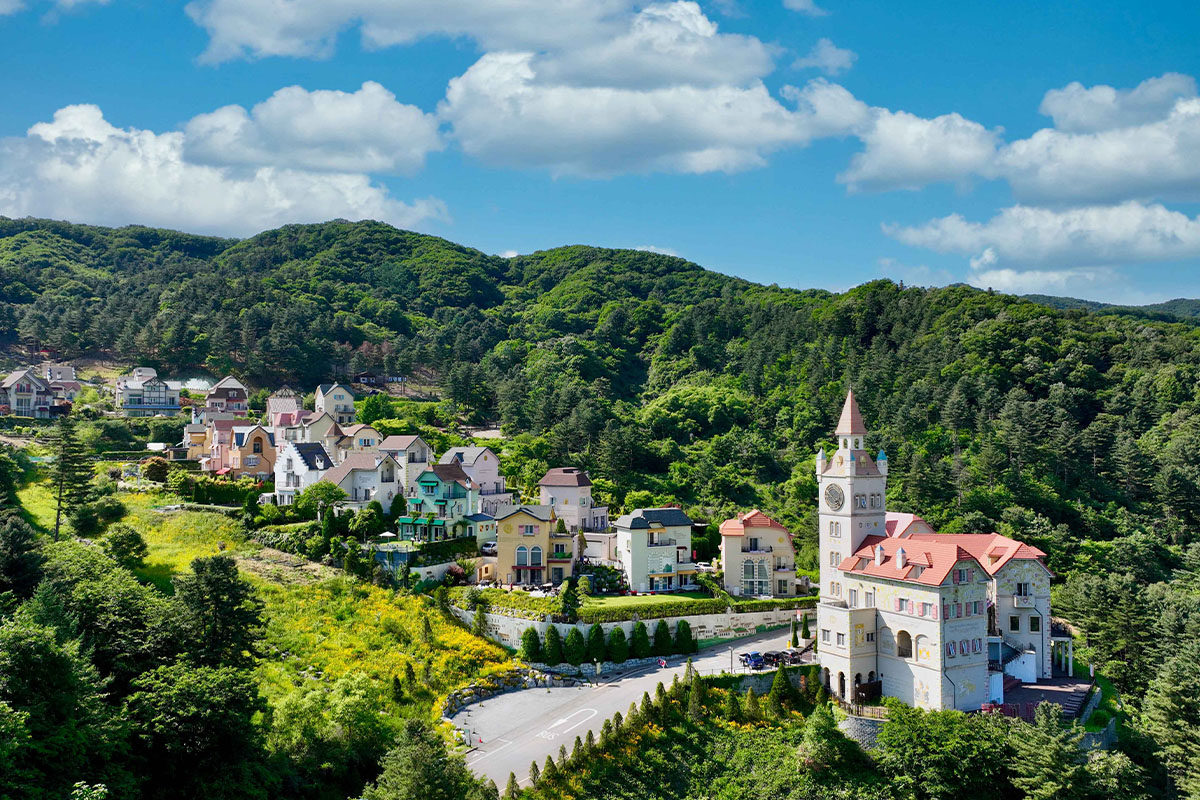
<box><xmin>739</xmin><ymin>651</ymin><xmax>765</xmax><ymax>670</ymax></box>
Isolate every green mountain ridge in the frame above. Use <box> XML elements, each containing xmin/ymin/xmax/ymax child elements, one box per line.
<box><xmin>1022</xmin><ymin>292</ymin><xmax>1200</xmax><ymax>322</ymax></box>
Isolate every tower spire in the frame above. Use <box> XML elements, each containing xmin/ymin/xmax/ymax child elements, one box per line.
<box><xmin>836</xmin><ymin>388</ymin><xmax>867</xmax><ymax>437</ymax></box>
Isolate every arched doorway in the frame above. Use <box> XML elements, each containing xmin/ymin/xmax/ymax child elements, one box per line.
<box><xmin>897</xmin><ymin>630</ymin><xmax>913</xmax><ymax>659</ymax></box>
<box><xmin>868</xmin><ymin>670</ymin><xmax>876</xmax><ymax>682</ymax></box>
<box><xmin>838</xmin><ymin>672</ymin><xmax>846</xmax><ymax>699</ymax></box>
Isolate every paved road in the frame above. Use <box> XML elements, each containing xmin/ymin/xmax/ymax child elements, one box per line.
<box><xmin>450</xmin><ymin>627</ymin><xmax>805</xmax><ymax>788</ymax></box>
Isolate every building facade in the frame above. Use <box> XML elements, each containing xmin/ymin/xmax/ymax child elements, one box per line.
<box><xmin>718</xmin><ymin>510</ymin><xmax>797</xmax><ymax>597</ymax></box>
<box><xmin>816</xmin><ymin>390</ymin><xmax>1051</xmax><ymax>711</ymax></box>
<box><xmin>440</xmin><ymin>446</ymin><xmax>513</xmax><ymax>516</ymax></box>
<box><xmin>493</xmin><ymin>505</ymin><xmax>574</xmax><ymax>586</ymax></box>
<box><xmin>538</xmin><ymin>467</ymin><xmax>609</xmax><ymax>532</ymax></box>
<box><xmin>206</xmin><ymin>376</ymin><xmax>249</xmax><ymax>414</ymax></box>
<box><xmin>613</xmin><ymin>507</ymin><xmax>697</xmax><ymax>592</ymax></box>
<box><xmin>274</xmin><ymin>441</ymin><xmax>334</xmax><ymax>505</ymax></box>
<box><xmin>315</xmin><ymin>383</ymin><xmax>356</xmax><ymax>425</ymax></box>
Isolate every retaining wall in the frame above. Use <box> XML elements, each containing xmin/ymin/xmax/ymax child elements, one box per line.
<box><xmin>452</xmin><ymin>605</ymin><xmax>813</xmax><ymax>651</ymax></box>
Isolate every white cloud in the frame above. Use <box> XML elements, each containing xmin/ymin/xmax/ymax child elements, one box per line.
<box><xmin>886</xmin><ymin>202</ymin><xmax>1200</xmax><ymax>269</ymax></box>
<box><xmin>184</xmin><ymin>0</ymin><xmax>632</xmax><ymax>63</ymax></box>
<box><xmin>999</xmin><ymin>96</ymin><xmax>1200</xmax><ymax>204</ymax></box>
<box><xmin>184</xmin><ymin>81</ymin><xmax>442</xmax><ymax>174</ymax></box>
<box><xmin>0</xmin><ymin>104</ymin><xmax>446</xmax><ymax>236</ymax></box>
<box><xmin>634</xmin><ymin>244</ymin><xmax>679</xmax><ymax>255</ymax></box>
<box><xmin>498</xmin><ymin>249</ymin><xmax>519</xmax><ymax>258</ymax></box>
<box><xmin>793</xmin><ymin>38</ymin><xmax>855</xmax><ymax>76</ymax></box>
<box><xmin>534</xmin><ymin>2</ymin><xmax>776</xmax><ymax>90</ymax></box>
<box><xmin>0</xmin><ymin>0</ymin><xmax>25</xmax><ymax>14</ymax></box>
<box><xmin>966</xmin><ymin>265</ymin><xmax>1120</xmax><ymax>295</ymax></box>
<box><xmin>839</xmin><ymin>109</ymin><xmax>1001</xmax><ymax>192</ymax></box>
<box><xmin>783</xmin><ymin>0</ymin><xmax>828</xmax><ymax>17</ymax></box>
<box><xmin>1</xmin><ymin>0</ymin><xmax>108</xmax><ymax>14</ymax></box>
<box><xmin>1038</xmin><ymin>72</ymin><xmax>1196</xmax><ymax>133</ymax></box>
<box><xmin>439</xmin><ymin>52</ymin><xmax>867</xmax><ymax>177</ymax></box>
<box><xmin>876</xmin><ymin>257</ymin><xmax>954</xmax><ymax>287</ymax></box>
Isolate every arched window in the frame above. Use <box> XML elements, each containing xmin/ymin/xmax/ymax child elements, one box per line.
<box><xmin>743</xmin><ymin>559</ymin><xmax>768</xmax><ymax>596</ymax></box>
<box><xmin>897</xmin><ymin>630</ymin><xmax>913</xmax><ymax>659</ymax></box>
<box><xmin>516</xmin><ymin>546</ymin><xmax>528</xmax><ymax>566</ymax></box>
<box><xmin>530</xmin><ymin>546</ymin><xmax>543</xmax><ymax>566</ymax></box>
<box><xmin>253</xmin><ymin>438</ymin><xmax>263</xmax><ymax>454</ymax></box>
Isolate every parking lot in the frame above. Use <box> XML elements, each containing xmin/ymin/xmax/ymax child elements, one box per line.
<box><xmin>450</xmin><ymin>626</ymin><xmax>808</xmax><ymax>788</ymax></box>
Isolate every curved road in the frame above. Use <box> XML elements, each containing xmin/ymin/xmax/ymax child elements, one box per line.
<box><xmin>450</xmin><ymin>627</ymin><xmax>804</xmax><ymax>788</ymax></box>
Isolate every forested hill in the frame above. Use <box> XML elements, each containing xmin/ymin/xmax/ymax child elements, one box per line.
<box><xmin>4</xmin><ymin>217</ymin><xmax>1200</xmax><ymax>574</ymax></box>
<box><xmin>1023</xmin><ymin>293</ymin><xmax>1200</xmax><ymax>322</ymax></box>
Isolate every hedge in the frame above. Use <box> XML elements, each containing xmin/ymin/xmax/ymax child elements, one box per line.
<box><xmin>449</xmin><ymin>587</ymin><xmax>560</xmax><ymax>620</ymax></box>
<box><xmin>180</xmin><ymin>503</ymin><xmax>244</xmax><ymax>518</ymax></box>
<box><xmin>576</xmin><ymin>594</ymin><xmax>815</xmax><ymax>624</ymax></box>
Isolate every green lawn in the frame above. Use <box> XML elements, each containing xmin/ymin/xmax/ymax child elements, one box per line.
<box><xmin>16</xmin><ymin>479</ymin><xmax>58</xmax><ymax>533</ymax></box>
<box><xmin>583</xmin><ymin>591</ymin><xmax>712</xmax><ymax>608</ymax></box>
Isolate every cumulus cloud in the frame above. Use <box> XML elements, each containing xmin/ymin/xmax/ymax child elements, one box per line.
<box><xmin>886</xmin><ymin>202</ymin><xmax>1200</xmax><ymax>269</ymax></box>
<box><xmin>0</xmin><ymin>105</ymin><xmax>446</xmax><ymax>236</ymax></box>
<box><xmin>184</xmin><ymin>81</ymin><xmax>441</xmax><ymax>174</ymax></box>
<box><xmin>1038</xmin><ymin>72</ymin><xmax>1196</xmax><ymax>133</ymax></box>
<box><xmin>184</xmin><ymin>0</ymin><xmax>632</xmax><ymax>62</ymax></box>
<box><xmin>966</xmin><ymin>265</ymin><xmax>1120</xmax><ymax>295</ymax></box>
<box><xmin>440</xmin><ymin>51</ymin><xmax>867</xmax><ymax>177</ymax></box>
<box><xmin>534</xmin><ymin>2</ymin><xmax>776</xmax><ymax>90</ymax></box>
<box><xmin>839</xmin><ymin>109</ymin><xmax>1001</xmax><ymax>192</ymax></box>
<box><xmin>783</xmin><ymin>0</ymin><xmax>829</xmax><ymax>16</ymax></box>
<box><xmin>634</xmin><ymin>244</ymin><xmax>679</xmax><ymax>255</ymax></box>
<box><xmin>793</xmin><ymin>38</ymin><xmax>856</xmax><ymax>76</ymax></box>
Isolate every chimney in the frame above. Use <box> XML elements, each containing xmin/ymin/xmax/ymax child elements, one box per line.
<box><xmin>875</xmin><ymin>543</ymin><xmax>885</xmax><ymax>566</ymax></box>
<box><xmin>896</xmin><ymin>547</ymin><xmax>907</xmax><ymax>569</ymax></box>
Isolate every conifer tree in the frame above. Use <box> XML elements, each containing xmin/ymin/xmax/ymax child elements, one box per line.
<box><xmin>564</xmin><ymin>628</ymin><xmax>586</xmax><ymax>666</ymax></box>
<box><xmin>769</xmin><ymin>666</ymin><xmax>794</xmax><ymax>714</ymax></box>
<box><xmin>744</xmin><ymin>687</ymin><xmax>761</xmax><ymax>720</ymax></box>
<box><xmin>1142</xmin><ymin>638</ymin><xmax>1200</xmax><ymax>798</ymax></box>
<box><xmin>687</xmin><ymin>679</ymin><xmax>704</xmax><ymax>722</ymax></box>
<box><xmin>587</xmin><ymin>623</ymin><xmax>607</xmax><ymax>663</ymax></box>
<box><xmin>485</xmin><ymin>779</ymin><xmax>499</xmax><ymax>800</ymax></box>
<box><xmin>673</xmin><ymin>620</ymin><xmax>696</xmax><ymax>654</ymax></box>
<box><xmin>558</xmin><ymin>744</ymin><xmax>568</xmax><ymax>768</ymax></box>
<box><xmin>572</xmin><ymin>736</ymin><xmax>583</xmax><ymax>763</ymax></box>
<box><xmin>607</xmin><ymin>627</ymin><xmax>629</xmax><ymax>663</ymax></box>
<box><xmin>800</xmin><ymin>613</ymin><xmax>810</xmax><ymax>641</ymax></box>
<box><xmin>723</xmin><ymin>688</ymin><xmax>740</xmax><ymax>721</ymax></box>
<box><xmin>52</xmin><ymin>416</ymin><xmax>92</xmax><ymax>539</ymax></box>
<box><xmin>790</xmin><ymin>618</ymin><xmax>798</xmax><ymax>648</ymax></box>
<box><xmin>543</xmin><ymin>626</ymin><xmax>563</xmax><ymax>665</ymax></box>
<box><xmin>519</xmin><ymin>627</ymin><xmax>542</xmax><ymax>662</ymax></box>
<box><xmin>585</xmin><ymin>729</ymin><xmax>596</xmax><ymax>752</ymax></box>
<box><xmin>541</xmin><ymin>755</ymin><xmax>557</xmax><ymax>783</ymax></box>
<box><xmin>504</xmin><ymin>773</ymin><xmax>520</xmax><ymax>800</ymax></box>
<box><xmin>641</xmin><ymin>691</ymin><xmax>653</xmax><ymax>719</ymax></box>
<box><xmin>631</xmin><ymin>620</ymin><xmax>651</xmax><ymax>659</ymax></box>
<box><xmin>1010</xmin><ymin>703</ymin><xmax>1089</xmax><ymax>800</ymax></box>
<box><xmin>652</xmin><ymin>620</ymin><xmax>672</xmax><ymax>655</ymax></box>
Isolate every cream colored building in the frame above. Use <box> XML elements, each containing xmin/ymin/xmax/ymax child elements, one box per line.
<box><xmin>614</xmin><ymin>507</ymin><xmax>697</xmax><ymax>592</ymax></box>
<box><xmin>490</xmin><ymin>505</ymin><xmax>575</xmax><ymax>586</ymax></box>
<box><xmin>816</xmin><ymin>390</ymin><xmax>1052</xmax><ymax>711</ymax></box>
<box><xmin>718</xmin><ymin>510</ymin><xmax>796</xmax><ymax>597</ymax></box>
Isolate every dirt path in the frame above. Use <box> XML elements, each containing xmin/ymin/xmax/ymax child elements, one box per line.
<box><xmin>235</xmin><ymin>547</ymin><xmax>340</xmax><ymax>585</ymax></box>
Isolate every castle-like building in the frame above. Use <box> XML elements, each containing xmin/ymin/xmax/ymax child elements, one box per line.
<box><xmin>816</xmin><ymin>390</ymin><xmax>1059</xmax><ymax>711</ymax></box>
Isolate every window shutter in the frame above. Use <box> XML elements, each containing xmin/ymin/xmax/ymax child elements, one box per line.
<box><xmin>943</xmin><ymin>604</ymin><xmax>950</xmax><ymax>619</ymax></box>
<box><xmin>907</xmin><ymin>600</ymin><xmax>914</xmax><ymax>614</ymax></box>
<box><xmin>895</xmin><ymin>598</ymin><xmax>901</xmax><ymax>612</ymax></box>
<box><xmin>918</xmin><ymin>603</ymin><xmax>925</xmax><ymax>617</ymax></box>
<box><xmin>968</xmin><ymin>569</ymin><xmax>975</xmax><ymax>582</ymax></box>
<box><xmin>932</xmin><ymin>604</ymin><xmax>939</xmax><ymax>619</ymax></box>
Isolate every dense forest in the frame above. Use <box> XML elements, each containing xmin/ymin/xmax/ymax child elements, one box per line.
<box><xmin>3</xmin><ymin>216</ymin><xmax>1200</xmax><ymax>795</ymax></box>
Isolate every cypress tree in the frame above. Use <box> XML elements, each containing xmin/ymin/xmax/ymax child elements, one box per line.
<box><xmin>528</xmin><ymin>760</ymin><xmax>540</xmax><ymax>786</ymax></box>
<box><xmin>587</xmin><ymin>622</ymin><xmax>607</xmax><ymax>663</ymax></box>
<box><xmin>655</xmin><ymin>682</ymin><xmax>669</xmax><ymax>717</ymax></box>
<box><xmin>684</xmin><ymin>657</ymin><xmax>696</xmax><ymax>683</ymax></box>
<box><xmin>564</xmin><ymin>628</ymin><xmax>586</xmax><ymax>666</ymax></box>
<box><xmin>673</xmin><ymin>620</ymin><xmax>696</xmax><ymax>654</ymax></box>
<box><xmin>519</xmin><ymin>627</ymin><xmax>542</xmax><ymax>662</ymax></box>
<box><xmin>641</xmin><ymin>690</ymin><xmax>653</xmax><ymax>719</ymax></box>
<box><xmin>723</xmin><ymin>688</ymin><xmax>741</xmax><ymax>721</ymax></box>
<box><xmin>790</xmin><ymin>617</ymin><xmax>798</xmax><ymax>648</ymax></box>
<box><xmin>652</xmin><ymin>620</ymin><xmax>672</xmax><ymax>655</ymax></box>
<box><xmin>801</xmin><ymin>613</ymin><xmax>810</xmax><ymax>641</ymax></box>
<box><xmin>631</xmin><ymin>620</ymin><xmax>651</xmax><ymax>659</ymax></box>
<box><xmin>585</xmin><ymin>729</ymin><xmax>596</xmax><ymax>752</ymax></box>
<box><xmin>744</xmin><ymin>687</ymin><xmax>761</xmax><ymax>720</ymax></box>
<box><xmin>505</xmin><ymin>773</ymin><xmax>520</xmax><ymax>800</ymax></box>
<box><xmin>543</xmin><ymin>626</ymin><xmax>563</xmax><ymax>665</ymax></box>
<box><xmin>52</xmin><ymin>416</ymin><xmax>92</xmax><ymax>539</ymax></box>
<box><xmin>608</xmin><ymin>627</ymin><xmax>629</xmax><ymax>663</ymax></box>
<box><xmin>572</xmin><ymin>735</ymin><xmax>583</xmax><ymax>763</ymax></box>
<box><xmin>769</xmin><ymin>666</ymin><xmax>794</xmax><ymax>714</ymax></box>
<box><xmin>687</xmin><ymin>679</ymin><xmax>704</xmax><ymax>722</ymax></box>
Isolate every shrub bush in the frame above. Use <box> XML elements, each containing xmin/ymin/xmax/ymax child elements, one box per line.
<box><xmin>608</xmin><ymin>628</ymin><xmax>629</xmax><ymax>663</ymax></box>
<box><xmin>520</xmin><ymin>627</ymin><xmax>542</xmax><ymax>662</ymax></box>
<box><xmin>587</xmin><ymin>623</ymin><xmax>607</xmax><ymax>663</ymax></box>
<box><xmin>564</xmin><ymin>629</ymin><xmax>586</xmax><ymax>666</ymax></box>
<box><xmin>543</xmin><ymin>626</ymin><xmax>564</xmax><ymax>666</ymax></box>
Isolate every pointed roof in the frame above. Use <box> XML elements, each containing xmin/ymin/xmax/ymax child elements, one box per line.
<box><xmin>718</xmin><ymin>509</ymin><xmax>790</xmax><ymax>537</ymax></box>
<box><xmin>836</xmin><ymin>388</ymin><xmax>867</xmax><ymax>436</ymax></box>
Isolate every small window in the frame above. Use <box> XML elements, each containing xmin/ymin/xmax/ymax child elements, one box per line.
<box><xmin>1009</xmin><ymin>615</ymin><xmax>1021</xmax><ymax>632</ymax></box>
<box><xmin>829</xmin><ymin>551</ymin><xmax>840</xmax><ymax>567</ymax></box>
<box><xmin>836</xmin><ymin>633</ymin><xmax>845</xmax><ymax>647</ymax></box>
<box><xmin>848</xmin><ymin>589</ymin><xmax>858</xmax><ymax>608</ymax></box>
<box><xmin>821</xmin><ymin>629</ymin><xmax>831</xmax><ymax>643</ymax></box>
<box><xmin>946</xmin><ymin>641</ymin><xmax>956</xmax><ymax>658</ymax></box>
<box><xmin>866</xmin><ymin>632</ymin><xmax>876</xmax><ymax>643</ymax></box>
<box><xmin>864</xmin><ymin>592</ymin><xmax>874</xmax><ymax>607</ymax></box>
<box><xmin>1030</xmin><ymin>617</ymin><xmax>1041</xmax><ymax>633</ymax></box>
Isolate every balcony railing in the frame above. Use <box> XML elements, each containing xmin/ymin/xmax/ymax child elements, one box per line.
<box><xmin>774</xmin><ymin>563</ymin><xmax>794</xmax><ymax>572</ymax></box>
<box><xmin>480</xmin><ymin>488</ymin><xmax>509</xmax><ymax>496</ymax></box>
<box><xmin>647</xmin><ymin>538</ymin><xmax>678</xmax><ymax>547</ymax></box>
<box><xmin>742</xmin><ymin>545</ymin><xmax>773</xmax><ymax>553</ymax></box>
<box><xmin>1013</xmin><ymin>595</ymin><xmax>1034</xmax><ymax>608</ymax></box>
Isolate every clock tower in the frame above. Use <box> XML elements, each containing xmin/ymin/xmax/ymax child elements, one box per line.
<box><xmin>815</xmin><ymin>389</ymin><xmax>888</xmax><ymax>602</ymax></box>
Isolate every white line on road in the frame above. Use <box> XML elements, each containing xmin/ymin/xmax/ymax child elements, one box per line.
<box><xmin>466</xmin><ymin>738</ymin><xmax>513</xmax><ymax>766</ymax></box>
<box><xmin>549</xmin><ymin>708</ymin><xmax>597</xmax><ymax>733</ymax></box>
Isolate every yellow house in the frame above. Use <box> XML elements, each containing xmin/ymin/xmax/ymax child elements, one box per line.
<box><xmin>492</xmin><ymin>505</ymin><xmax>575</xmax><ymax>587</ymax></box>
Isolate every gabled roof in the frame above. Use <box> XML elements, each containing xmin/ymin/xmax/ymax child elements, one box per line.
<box><xmin>539</xmin><ymin>467</ymin><xmax>592</xmax><ymax>487</ymax></box>
<box><xmin>838</xmin><ymin>535</ymin><xmax>980</xmax><ymax>587</ymax></box>
<box><xmin>465</xmin><ymin>512</ymin><xmax>494</xmax><ymax>522</ymax></box>
<box><xmin>439</xmin><ymin>446</ymin><xmax>496</xmax><ymax>466</ymax></box>
<box><xmin>2</xmin><ymin>369</ymin><xmax>48</xmax><ymax>390</ymax></box>
<box><xmin>317</xmin><ymin>383</ymin><xmax>355</xmax><ymax>398</ymax></box>
<box><xmin>906</xmin><ymin>532</ymin><xmax>1049</xmax><ymax>577</ymax></box>
<box><xmin>431</xmin><ymin>461</ymin><xmax>478</xmax><ymax>490</ymax></box>
<box><xmin>232</xmin><ymin>426</ymin><xmax>275</xmax><ymax>447</ymax></box>
<box><xmin>379</xmin><ymin>434</ymin><xmax>425</xmax><ymax>451</ymax></box>
<box><xmin>719</xmin><ymin>509</ymin><xmax>789</xmax><ymax>536</ymax></box>
<box><xmin>615</xmin><ymin>507</ymin><xmax>693</xmax><ymax>530</ymax></box>
<box><xmin>209</xmin><ymin>375</ymin><xmax>247</xmax><ymax>393</ymax></box>
<box><xmin>340</xmin><ymin>423</ymin><xmax>379</xmax><ymax>438</ymax></box>
<box><xmin>836</xmin><ymin>388</ymin><xmax>867</xmax><ymax>436</ymax></box>
<box><xmin>321</xmin><ymin>451</ymin><xmax>396</xmax><ymax>487</ymax></box>
<box><xmin>885</xmin><ymin>512</ymin><xmax>936</xmax><ymax>538</ymax></box>
<box><xmin>494</xmin><ymin>504</ymin><xmax>555</xmax><ymax>522</ymax></box>
<box><xmin>287</xmin><ymin>441</ymin><xmax>331</xmax><ymax>471</ymax></box>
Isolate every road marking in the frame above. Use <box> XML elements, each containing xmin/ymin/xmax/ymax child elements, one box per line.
<box><xmin>536</xmin><ymin>708</ymin><xmax>597</xmax><ymax>740</ymax></box>
<box><xmin>466</xmin><ymin>738</ymin><xmax>513</xmax><ymax>766</ymax></box>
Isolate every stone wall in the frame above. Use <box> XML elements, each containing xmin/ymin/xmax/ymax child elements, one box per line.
<box><xmin>837</xmin><ymin>713</ymin><xmax>887</xmax><ymax>750</ymax></box>
<box><xmin>452</xmin><ymin>605</ymin><xmax>812</xmax><ymax>651</ymax></box>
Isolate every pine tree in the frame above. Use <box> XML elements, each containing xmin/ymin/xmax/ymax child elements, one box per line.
<box><xmin>504</xmin><ymin>774</ymin><xmax>520</xmax><ymax>800</ymax></box>
<box><xmin>52</xmin><ymin>416</ymin><xmax>92</xmax><ymax>539</ymax></box>
<box><xmin>768</xmin><ymin>666</ymin><xmax>794</xmax><ymax>715</ymax></box>
<box><xmin>528</xmin><ymin>760</ymin><xmax>540</xmax><ymax>786</ymax></box>
<box><xmin>640</xmin><ymin>691</ymin><xmax>653</xmax><ymax>719</ymax></box>
<box><xmin>571</xmin><ymin>736</ymin><xmax>583</xmax><ymax>763</ymax></box>
<box><xmin>631</xmin><ymin>620</ymin><xmax>651</xmax><ymax>659</ymax></box>
<box><xmin>798</xmin><ymin>702</ymin><xmax>843</xmax><ymax>771</ymax></box>
<box><xmin>687</xmin><ymin>679</ymin><xmax>704</xmax><ymax>722</ymax></box>
<box><xmin>684</xmin><ymin>657</ymin><xmax>696</xmax><ymax>683</ymax></box>
<box><xmin>1142</xmin><ymin>638</ymin><xmax>1200</xmax><ymax>798</ymax></box>
<box><xmin>723</xmin><ymin>688</ymin><xmax>740</xmax><ymax>721</ymax></box>
<box><xmin>626</xmin><ymin>701</ymin><xmax>640</xmax><ymax>730</ymax></box>
<box><xmin>541</xmin><ymin>755</ymin><xmax>558</xmax><ymax>783</ymax></box>
<box><xmin>587</xmin><ymin>623</ymin><xmax>607</xmax><ymax>663</ymax></box>
<box><xmin>558</xmin><ymin>744</ymin><xmax>567</xmax><ymax>768</ymax></box>
<box><xmin>421</xmin><ymin>616</ymin><xmax>434</xmax><ymax>645</ymax></box>
<box><xmin>655</xmin><ymin>682</ymin><xmax>669</xmax><ymax>716</ymax></box>
<box><xmin>1009</xmin><ymin>703</ymin><xmax>1089</xmax><ymax>800</ymax></box>
<box><xmin>484</xmin><ymin>780</ymin><xmax>499</xmax><ymax>800</ymax></box>
<box><xmin>584</xmin><ymin>729</ymin><xmax>596</xmax><ymax>752</ymax></box>
<box><xmin>744</xmin><ymin>687</ymin><xmax>761</xmax><ymax>721</ymax></box>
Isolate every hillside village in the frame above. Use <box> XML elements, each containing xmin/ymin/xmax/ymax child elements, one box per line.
<box><xmin>0</xmin><ymin>360</ymin><xmax>1089</xmax><ymax>722</ymax></box>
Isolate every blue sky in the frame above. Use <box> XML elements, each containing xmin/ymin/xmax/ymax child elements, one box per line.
<box><xmin>3</xmin><ymin>0</ymin><xmax>1200</xmax><ymax>303</ymax></box>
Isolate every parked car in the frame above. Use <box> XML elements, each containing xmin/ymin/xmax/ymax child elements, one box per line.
<box><xmin>762</xmin><ymin>651</ymin><xmax>782</xmax><ymax>667</ymax></box>
<box><xmin>742</xmin><ymin>652</ymin><xmax>765</xmax><ymax>670</ymax></box>
<box><xmin>784</xmin><ymin>649</ymin><xmax>806</xmax><ymax>665</ymax></box>
<box><xmin>479</xmin><ymin>541</ymin><xmax>498</xmax><ymax>556</ymax></box>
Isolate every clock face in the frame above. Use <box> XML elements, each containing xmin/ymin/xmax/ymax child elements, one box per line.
<box><xmin>824</xmin><ymin>484</ymin><xmax>845</xmax><ymax>511</ymax></box>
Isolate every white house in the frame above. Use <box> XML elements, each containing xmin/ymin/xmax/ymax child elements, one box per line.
<box><xmin>205</xmin><ymin>376</ymin><xmax>249</xmax><ymax>414</ymax></box>
<box><xmin>718</xmin><ymin>509</ymin><xmax>797</xmax><ymax>597</ymax></box>
<box><xmin>113</xmin><ymin>369</ymin><xmax>180</xmax><ymax>417</ymax></box>
<box><xmin>613</xmin><ymin>507</ymin><xmax>697</xmax><ymax>593</ymax></box>
<box><xmin>815</xmin><ymin>389</ymin><xmax>1053</xmax><ymax>711</ymax></box>
<box><xmin>315</xmin><ymin>383</ymin><xmax>356</xmax><ymax>425</ymax></box>
<box><xmin>539</xmin><ymin>467</ymin><xmax>609</xmax><ymax>532</ymax></box>
<box><xmin>440</xmin><ymin>446</ymin><xmax>513</xmax><ymax>515</ymax></box>
<box><xmin>379</xmin><ymin>434</ymin><xmax>434</xmax><ymax>495</ymax></box>
<box><xmin>319</xmin><ymin>451</ymin><xmax>402</xmax><ymax>514</ymax></box>
<box><xmin>274</xmin><ymin>441</ymin><xmax>333</xmax><ymax>506</ymax></box>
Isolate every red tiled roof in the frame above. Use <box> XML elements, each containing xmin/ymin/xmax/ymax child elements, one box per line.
<box><xmin>719</xmin><ymin>509</ymin><xmax>789</xmax><ymax>536</ymax></box>
<box><xmin>838</xmin><ymin>535</ymin><xmax>979</xmax><ymax>586</ymax></box>
<box><xmin>539</xmin><ymin>467</ymin><xmax>592</xmax><ymax>487</ymax></box>
<box><xmin>905</xmin><ymin>532</ymin><xmax>1048</xmax><ymax>576</ymax></box>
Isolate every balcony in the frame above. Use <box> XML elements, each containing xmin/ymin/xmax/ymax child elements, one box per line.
<box><xmin>774</xmin><ymin>563</ymin><xmax>794</xmax><ymax>572</ymax></box>
<box><xmin>480</xmin><ymin>487</ymin><xmax>509</xmax><ymax>496</ymax></box>
<box><xmin>742</xmin><ymin>545</ymin><xmax>773</xmax><ymax>553</ymax></box>
<box><xmin>647</xmin><ymin>537</ymin><xmax>678</xmax><ymax>548</ymax></box>
<box><xmin>1013</xmin><ymin>595</ymin><xmax>1034</xmax><ymax>608</ymax></box>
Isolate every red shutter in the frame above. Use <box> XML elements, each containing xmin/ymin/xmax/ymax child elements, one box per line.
<box><xmin>932</xmin><ymin>604</ymin><xmax>939</xmax><ymax>619</ymax></box>
<box><xmin>968</xmin><ymin>569</ymin><xmax>975</xmax><ymax>582</ymax></box>
<box><xmin>943</xmin><ymin>604</ymin><xmax>950</xmax><ymax>619</ymax></box>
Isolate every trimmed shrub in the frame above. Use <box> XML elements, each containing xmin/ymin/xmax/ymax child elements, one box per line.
<box><xmin>587</xmin><ymin>623</ymin><xmax>607</xmax><ymax>663</ymax></box>
<box><xmin>564</xmin><ymin>628</ymin><xmax>587</xmax><ymax>666</ymax></box>
<box><xmin>543</xmin><ymin>626</ymin><xmax>564</xmax><ymax>666</ymax></box>
<box><xmin>673</xmin><ymin>620</ymin><xmax>697</xmax><ymax>654</ymax></box>
<box><xmin>631</xmin><ymin>621</ymin><xmax>651</xmax><ymax>659</ymax></box>
<box><xmin>652</xmin><ymin>620</ymin><xmax>672</xmax><ymax>656</ymax></box>
<box><xmin>520</xmin><ymin>627</ymin><xmax>542</xmax><ymax>662</ymax></box>
<box><xmin>608</xmin><ymin>628</ymin><xmax>629</xmax><ymax>663</ymax></box>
